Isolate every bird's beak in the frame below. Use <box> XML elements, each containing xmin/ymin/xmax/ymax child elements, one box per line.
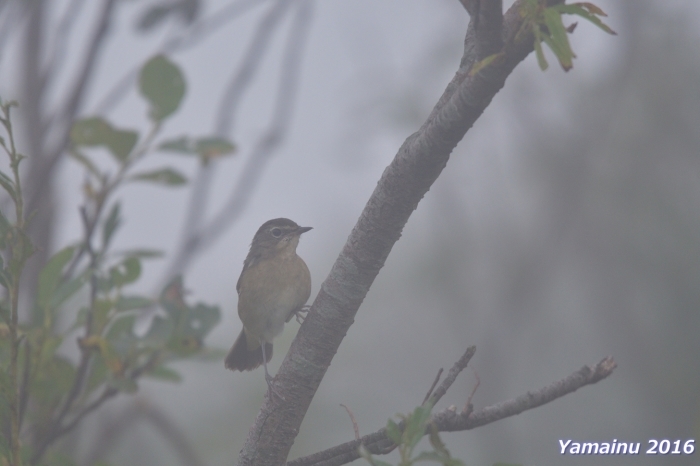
<box><xmin>296</xmin><ymin>226</ymin><xmax>312</xmax><ymax>235</ymax></box>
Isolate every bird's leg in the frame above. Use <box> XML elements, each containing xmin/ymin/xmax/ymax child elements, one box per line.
<box><xmin>293</xmin><ymin>305</ymin><xmax>311</xmax><ymax>324</ymax></box>
<box><xmin>261</xmin><ymin>341</ymin><xmax>285</xmax><ymax>401</ymax></box>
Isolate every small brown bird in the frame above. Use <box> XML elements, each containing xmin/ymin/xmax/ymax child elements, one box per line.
<box><xmin>225</xmin><ymin>218</ymin><xmax>312</xmax><ymax>395</ymax></box>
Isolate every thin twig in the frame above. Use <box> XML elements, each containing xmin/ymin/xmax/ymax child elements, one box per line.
<box><xmin>427</xmin><ymin>346</ymin><xmax>476</xmax><ymax>406</ymax></box>
<box><xmin>215</xmin><ymin>0</ymin><xmax>292</xmax><ymax>135</ymax></box>
<box><xmin>18</xmin><ymin>338</ymin><xmax>31</xmax><ymax>430</ymax></box>
<box><xmin>463</xmin><ymin>368</ymin><xmax>480</xmax><ymax>414</ymax></box>
<box><xmin>422</xmin><ymin>368</ymin><xmax>443</xmax><ymax>406</ymax></box>
<box><xmin>340</xmin><ymin>404</ymin><xmax>359</xmax><ymax>441</ymax></box>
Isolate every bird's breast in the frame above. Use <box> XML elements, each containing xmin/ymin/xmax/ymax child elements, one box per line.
<box><xmin>237</xmin><ymin>254</ymin><xmax>311</xmax><ymax>342</ymax></box>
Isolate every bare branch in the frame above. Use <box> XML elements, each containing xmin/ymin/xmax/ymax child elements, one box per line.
<box><xmin>463</xmin><ymin>368</ymin><xmax>480</xmax><ymax>413</ymax></box>
<box><xmin>451</xmin><ymin>357</ymin><xmax>617</xmax><ymax>430</ymax></box>
<box><xmin>238</xmin><ymin>1</ymin><xmax>566</xmax><ymax>464</ymax></box>
<box><xmin>215</xmin><ymin>0</ymin><xmax>292</xmax><ymax>136</ymax></box>
<box><xmin>427</xmin><ymin>346</ymin><xmax>476</xmax><ymax>406</ymax></box>
<box><xmin>42</xmin><ymin>0</ymin><xmax>89</xmax><ymax>95</ymax></box>
<box><xmin>288</xmin><ymin>357</ymin><xmax>616</xmax><ymax>466</ymax></box>
<box><xmin>422</xmin><ymin>368</ymin><xmax>443</xmax><ymax>406</ymax></box>
<box><xmin>457</xmin><ymin>0</ymin><xmax>476</xmax><ymax>16</ymax></box>
<box><xmin>0</xmin><ymin>0</ymin><xmax>26</xmax><ymax>65</ymax></box>
<box><xmin>26</xmin><ymin>0</ymin><xmax>117</xmax><ymax>219</ymax></box>
<box><xmin>94</xmin><ymin>0</ymin><xmax>270</xmax><ymax>114</ymax></box>
<box><xmin>162</xmin><ymin>0</ymin><xmax>314</xmax><ymax>281</ymax></box>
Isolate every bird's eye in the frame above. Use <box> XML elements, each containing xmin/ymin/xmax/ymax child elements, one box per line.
<box><xmin>271</xmin><ymin>227</ymin><xmax>282</xmax><ymax>238</ymax></box>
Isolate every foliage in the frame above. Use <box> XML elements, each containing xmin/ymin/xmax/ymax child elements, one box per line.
<box><xmin>360</xmin><ymin>401</ymin><xmax>463</xmax><ymax>466</ymax></box>
<box><xmin>519</xmin><ymin>1</ymin><xmax>616</xmax><ymax>71</ymax></box>
<box><xmin>0</xmin><ymin>54</ymin><xmax>233</xmax><ymax>466</ymax></box>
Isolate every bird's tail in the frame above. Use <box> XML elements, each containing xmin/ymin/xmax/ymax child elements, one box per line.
<box><xmin>224</xmin><ymin>329</ymin><xmax>273</xmax><ymax>371</ymax></box>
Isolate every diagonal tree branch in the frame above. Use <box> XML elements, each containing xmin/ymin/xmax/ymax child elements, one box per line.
<box><xmin>288</xmin><ymin>357</ymin><xmax>616</xmax><ymax>466</ymax></box>
<box><xmin>237</xmin><ymin>1</ymin><xmax>565</xmax><ymax>465</ymax></box>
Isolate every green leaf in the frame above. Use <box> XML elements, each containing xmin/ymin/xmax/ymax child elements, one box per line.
<box><xmin>158</xmin><ymin>136</ymin><xmax>236</xmax><ymax>165</ymax></box>
<box><xmin>107</xmin><ymin>129</ymin><xmax>139</xmax><ymax>162</ymax></box>
<box><xmin>70</xmin><ymin>117</ymin><xmax>112</xmax><ymax>146</ymax></box>
<box><xmin>50</xmin><ymin>268</ymin><xmax>89</xmax><ymax>310</ymax></box>
<box><xmin>109</xmin><ymin>257</ymin><xmax>142</xmax><ymax>288</ymax></box>
<box><xmin>139</xmin><ymin>55</ymin><xmax>186</xmax><ymax>121</ymax></box>
<box><xmin>91</xmin><ymin>299</ymin><xmax>114</xmax><ymax>334</ymax></box>
<box><xmin>145</xmin><ymin>315</ymin><xmax>174</xmax><ymax>346</ymax></box>
<box><xmin>533</xmin><ymin>29</ymin><xmax>549</xmax><ymax>70</ymax></box>
<box><xmin>156</xmin><ymin>277</ymin><xmax>220</xmax><ymax>354</ymax></box>
<box><xmin>106</xmin><ymin>315</ymin><xmax>137</xmax><ymax>357</ymax></box>
<box><xmin>147</xmin><ymin>365</ymin><xmax>182</xmax><ymax>382</ymax></box>
<box><xmin>70</xmin><ymin>117</ymin><xmax>138</xmax><ymax>163</ymax></box>
<box><xmin>428</xmin><ymin>423</ymin><xmax>450</xmax><ymax>458</ymax></box>
<box><xmin>37</xmin><ymin>246</ymin><xmax>75</xmax><ymax>312</ymax></box>
<box><xmin>102</xmin><ymin>202</ymin><xmax>121</xmax><ymax>248</ymax></box>
<box><xmin>32</xmin><ymin>353</ymin><xmax>75</xmax><ymax>407</ymax></box>
<box><xmin>385</xmin><ymin>419</ymin><xmax>402</xmax><ymax>444</ymax></box>
<box><xmin>115</xmin><ymin>295</ymin><xmax>153</xmax><ymax>311</ymax></box>
<box><xmin>129</xmin><ymin>168</ymin><xmax>187</xmax><ymax>186</ymax></box>
<box><xmin>158</xmin><ymin>136</ymin><xmax>193</xmax><ymax>154</ymax></box>
<box><xmin>38</xmin><ymin>335</ymin><xmax>64</xmax><ymax>364</ymax></box>
<box><xmin>194</xmin><ymin>137</ymin><xmax>236</xmax><ymax>159</ymax></box>
<box><xmin>117</xmin><ymin>248</ymin><xmax>165</xmax><ymax>259</ymax></box>
<box><xmin>405</xmin><ymin>405</ymin><xmax>432</xmax><ymax>448</ymax></box>
<box><xmin>184</xmin><ymin>303</ymin><xmax>220</xmax><ymax>339</ymax></box>
<box><xmin>0</xmin><ymin>208</ymin><xmax>11</xmax><ymax>248</ymax></box>
<box><xmin>0</xmin><ymin>171</ymin><xmax>16</xmax><ymax>202</ymax></box>
<box><xmin>543</xmin><ymin>8</ymin><xmax>575</xmax><ymax>71</ymax></box>
<box><xmin>553</xmin><ymin>3</ymin><xmax>617</xmax><ymax>35</ymax></box>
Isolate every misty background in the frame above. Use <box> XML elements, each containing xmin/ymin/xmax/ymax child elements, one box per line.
<box><xmin>0</xmin><ymin>0</ymin><xmax>698</xmax><ymax>465</ymax></box>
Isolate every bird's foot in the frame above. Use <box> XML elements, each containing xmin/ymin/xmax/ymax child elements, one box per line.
<box><xmin>265</xmin><ymin>373</ymin><xmax>286</xmax><ymax>402</ymax></box>
<box><xmin>294</xmin><ymin>305</ymin><xmax>311</xmax><ymax>324</ymax></box>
